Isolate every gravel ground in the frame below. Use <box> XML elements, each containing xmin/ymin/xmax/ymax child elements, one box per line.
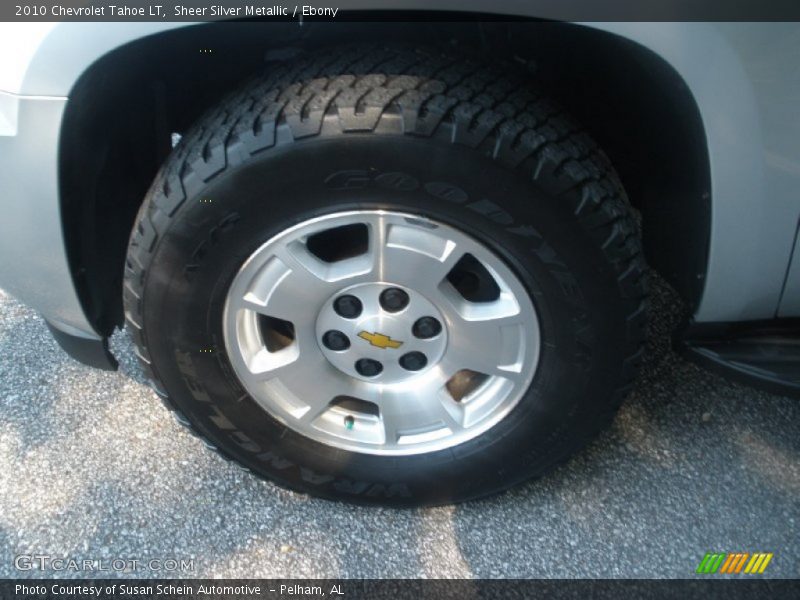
<box><xmin>0</xmin><ymin>275</ymin><xmax>798</xmax><ymax>579</ymax></box>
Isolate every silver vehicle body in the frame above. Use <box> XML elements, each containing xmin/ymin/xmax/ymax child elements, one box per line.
<box><xmin>0</xmin><ymin>16</ymin><xmax>799</xmax><ymax>345</ymax></box>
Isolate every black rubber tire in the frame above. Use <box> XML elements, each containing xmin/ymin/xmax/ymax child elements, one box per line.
<box><xmin>123</xmin><ymin>46</ymin><xmax>647</xmax><ymax>506</ymax></box>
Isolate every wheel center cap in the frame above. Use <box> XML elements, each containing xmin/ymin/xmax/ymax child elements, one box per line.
<box><xmin>315</xmin><ymin>282</ymin><xmax>448</xmax><ymax>383</ymax></box>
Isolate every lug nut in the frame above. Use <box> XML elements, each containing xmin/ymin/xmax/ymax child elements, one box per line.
<box><xmin>412</xmin><ymin>316</ymin><xmax>442</xmax><ymax>339</ymax></box>
<box><xmin>379</xmin><ymin>287</ymin><xmax>410</xmax><ymax>312</ymax></box>
<box><xmin>399</xmin><ymin>351</ymin><xmax>428</xmax><ymax>371</ymax></box>
<box><xmin>355</xmin><ymin>358</ymin><xmax>383</xmax><ymax>377</ymax></box>
<box><xmin>333</xmin><ymin>294</ymin><xmax>362</xmax><ymax>319</ymax></box>
<box><xmin>322</xmin><ymin>330</ymin><xmax>350</xmax><ymax>351</ymax></box>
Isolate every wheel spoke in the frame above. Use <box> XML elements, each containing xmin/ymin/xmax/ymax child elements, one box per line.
<box><xmin>230</xmin><ymin>245</ymin><xmax>337</xmax><ymax>324</ymax></box>
<box><xmin>443</xmin><ymin>306</ymin><xmax>527</xmax><ymax>379</ymax></box>
<box><xmin>388</xmin><ymin>247</ymin><xmax>463</xmax><ymax>295</ymax></box>
<box><xmin>378</xmin><ymin>386</ymin><xmax>464</xmax><ymax>445</ymax></box>
<box><xmin>248</xmin><ymin>349</ymin><xmax>354</xmax><ymax>420</ymax></box>
<box><xmin>271</xmin><ymin>246</ymin><xmax>338</xmax><ymax>311</ymax></box>
<box><xmin>364</xmin><ymin>213</ymin><xmax>462</xmax><ymax>290</ymax></box>
<box><xmin>440</xmin><ymin>349</ymin><xmax>516</xmax><ymax>381</ymax></box>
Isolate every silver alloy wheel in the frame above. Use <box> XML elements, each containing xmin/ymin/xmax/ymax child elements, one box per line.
<box><xmin>223</xmin><ymin>210</ymin><xmax>540</xmax><ymax>455</ymax></box>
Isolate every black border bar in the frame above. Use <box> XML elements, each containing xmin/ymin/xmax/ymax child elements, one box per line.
<box><xmin>4</xmin><ymin>1</ymin><xmax>800</xmax><ymax>22</ymax></box>
<box><xmin>2</xmin><ymin>579</ymin><xmax>800</xmax><ymax>600</ymax></box>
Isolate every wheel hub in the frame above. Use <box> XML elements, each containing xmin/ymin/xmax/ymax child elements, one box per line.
<box><xmin>316</xmin><ymin>283</ymin><xmax>448</xmax><ymax>384</ymax></box>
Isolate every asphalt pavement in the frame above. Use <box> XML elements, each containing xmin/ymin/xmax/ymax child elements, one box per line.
<box><xmin>0</xmin><ymin>274</ymin><xmax>798</xmax><ymax>578</ymax></box>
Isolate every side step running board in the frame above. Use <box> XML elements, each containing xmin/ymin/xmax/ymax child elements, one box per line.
<box><xmin>676</xmin><ymin>319</ymin><xmax>800</xmax><ymax>398</ymax></box>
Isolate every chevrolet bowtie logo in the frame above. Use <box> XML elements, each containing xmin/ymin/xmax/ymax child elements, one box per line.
<box><xmin>357</xmin><ymin>331</ymin><xmax>403</xmax><ymax>350</ymax></box>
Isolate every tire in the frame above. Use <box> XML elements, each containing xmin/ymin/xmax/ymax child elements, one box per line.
<box><xmin>123</xmin><ymin>46</ymin><xmax>647</xmax><ymax>506</ymax></box>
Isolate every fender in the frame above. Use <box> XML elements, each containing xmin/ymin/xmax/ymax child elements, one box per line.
<box><xmin>0</xmin><ymin>14</ymin><xmax>797</xmax><ymax>341</ymax></box>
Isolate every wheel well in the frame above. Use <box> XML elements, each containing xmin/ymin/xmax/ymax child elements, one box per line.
<box><xmin>59</xmin><ymin>20</ymin><xmax>710</xmax><ymax>336</ymax></box>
